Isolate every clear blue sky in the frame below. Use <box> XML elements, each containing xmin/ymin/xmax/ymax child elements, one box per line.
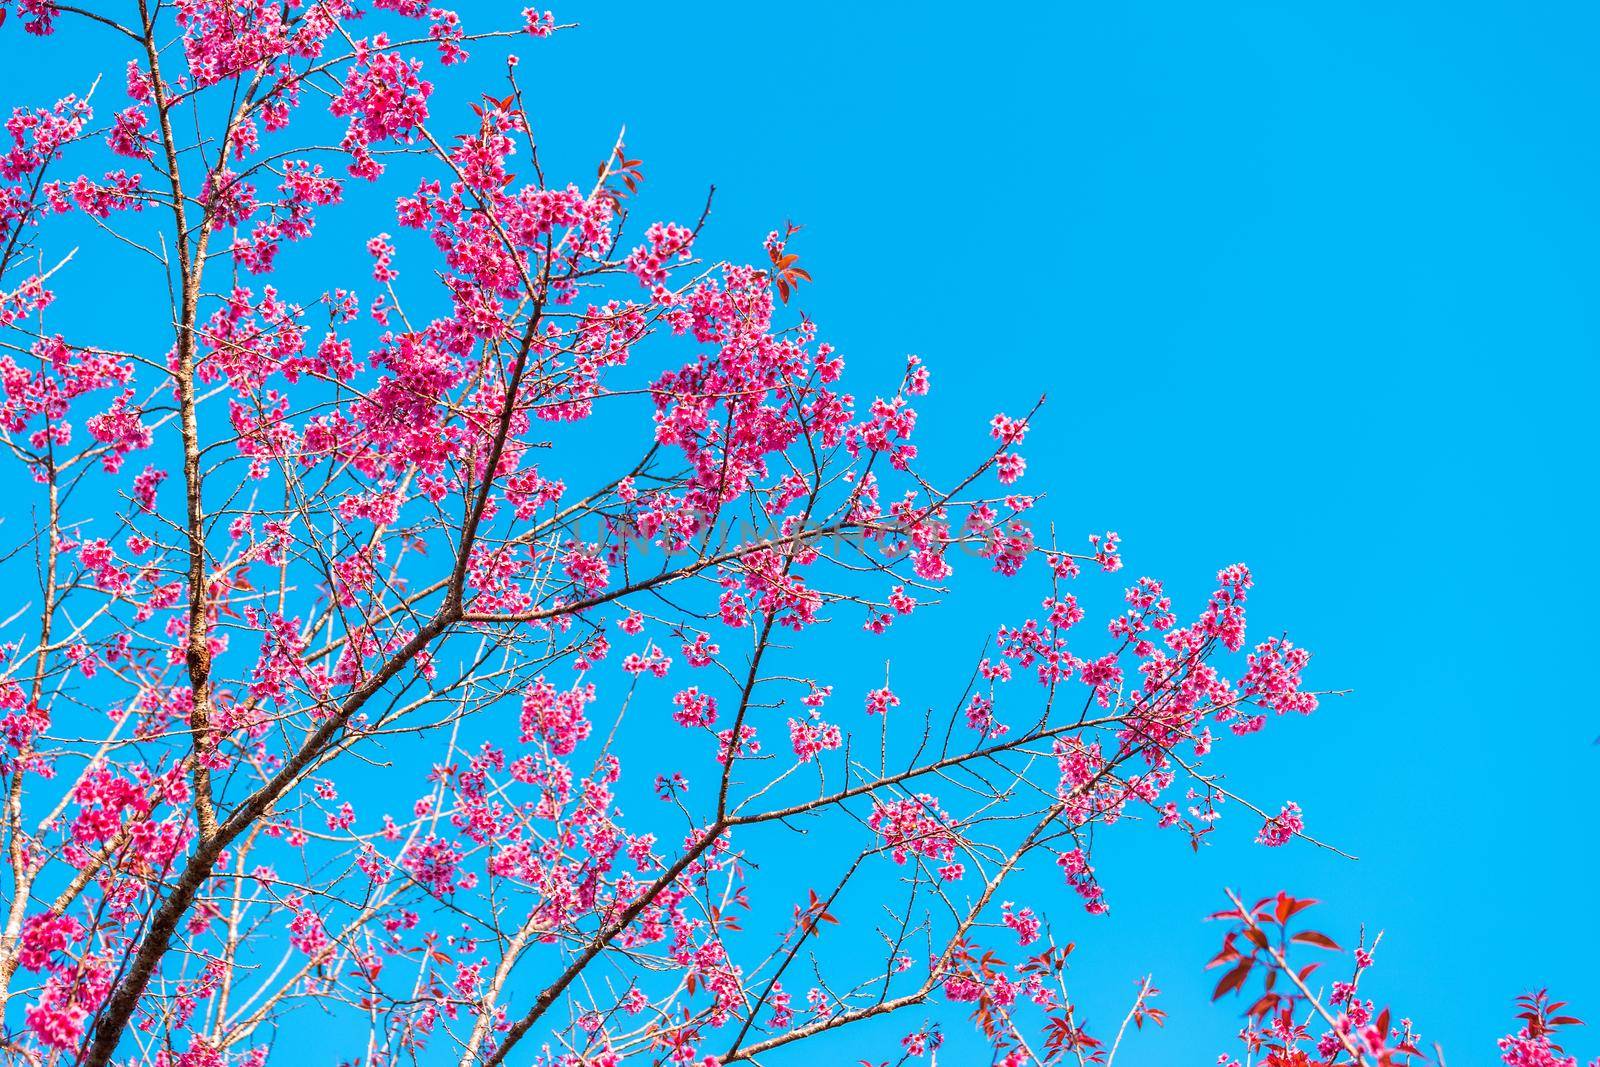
<box><xmin>563</xmin><ymin>3</ymin><xmax>1600</xmax><ymax>1059</ymax></box>
<box><xmin>4</xmin><ymin>1</ymin><xmax>1597</xmax><ymax>1063</ymax></box>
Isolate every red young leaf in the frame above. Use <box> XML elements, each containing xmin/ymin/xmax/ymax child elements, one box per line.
<box><xmin>1291</xmin><ymin>930</ymin><xmax>1341</xmax><ymax>950</ymax></box>
<box><xmin>1212</xmin><ymin>958</ymin><xmax>1254</xmax><ymax>1001</ymax></box>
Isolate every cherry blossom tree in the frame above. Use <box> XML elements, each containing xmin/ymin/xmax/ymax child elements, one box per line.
<box><xmin>0</xmin><ymin>4</ymin><xmax>1565</xmax><ymax>1067</ymax></box>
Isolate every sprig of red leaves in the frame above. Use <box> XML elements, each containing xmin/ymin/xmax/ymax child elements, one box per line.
<box><xmin>768</xmin><ymin>220</ymin><xmax>811</xmax><ymax>304</ymax></box>
<box><xmin>597</xmin><ymin>144</ymin><xmax>643</xmax><ymax>208</ymax></box>
<box><xmin>793</xmin><ymin>887</ymin><xmax>839</xmax><ymax>937</ymax></box>
<box><xmin>1517</xmin><ymin>989</ymin><xmax>1585</xmax><ymax>1053</ymax></box>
